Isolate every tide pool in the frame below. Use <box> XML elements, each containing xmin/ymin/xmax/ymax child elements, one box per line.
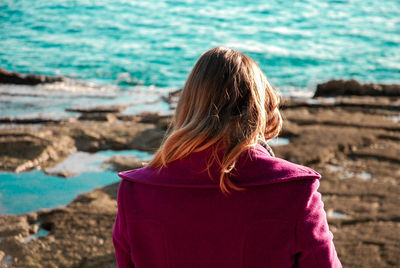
<box><xmin>0</xmin><ymin>170</ymin><xmax>119</xmax><ymax>215</ymax></box>
<box><xmin>0</xmin><ymin>149</ymin><xmax>153</xmax><ymax>215</ymax></box>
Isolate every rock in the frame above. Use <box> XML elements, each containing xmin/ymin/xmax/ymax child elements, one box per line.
<box><xmin>66</xmin><ymin>105</ymin><xmax>128</xmax><ymax>114</ymax></box>
<box><xmin>0</xmin><ymin>183</ymin><xmax>119</xmax><ymax>267</ymax></box>
<box><xmin>78</xmin><ymin>113</ymin><xmax>118</xmax><ymax>122</ymax></box>
<box><xmin>0</xmin><ymin>68</ymin><xmax>64</xmax><ymax>85</ymax></box>
<box><xmin>0</xmin><ymin>128</ymin><xmax>77</xmax><ymax>172</ymax></box>
<box><xmin>104</xmin><ymin>155</ymin><xmax>146</xmax><ymax>172</ymax></box>
<box><xmin>0</xmin><ymin>250</ymin><xmax>5</xmax><ymax>263</ymax></box>
<box><xmin>43</xmin><ymin>170</ymin><xmax>79</xmax><ymax>178</ymax></box>
<box><xmin>136</xmin><ymin>112</ymin><xmax>171</xmax><ymax>130</ymax></box>
<box><xmin>0</xmin><ymin>92</ymin><xmax>399</xmax><ymax>267</ymax></box>
<box><xmin>0</xmin><ymin>116</ymin><xmax>168</xmax><ymax>173</ymax></box>
<box><xmin>314</xmin><ymin>79</ymin><xmax>400</xmax><ymax>97</ymax></box>
<box><xmin>0</xmin><ymin>117</ymin><xmax>61</xmax><ymax>124</ymax></box>
<box><xmin>54</xmin><ymin>120</ymin><xmax>165</xmax><ymax>152</ymax></box>
<box><xmin>161</xmin><ymin>88</ymin><xmax>182</xmax><ymax>110</ymax></box>
<box><xmin>274</xmin><ymin>96</ymin><xmax>400</xmax><ymax>267</ymax></box>
<box><xmin>0</xmin><ymin>216</ymin><xmax>30</xmax><ymax>237</ymax></box>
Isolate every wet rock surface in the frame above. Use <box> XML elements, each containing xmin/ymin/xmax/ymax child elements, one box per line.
<box><xmin>314</xmin><ymin>79</ymin><xmax>400</xmax><ymax>97</ymax></box>
<box><xmin>0</xmin><ymin>68</ymin><xmax>64</xmax><ymax>85</ymax></box>
<box><xmin>103</xmin><ymin>155</ymin><xmax>146</xmax><ymax>172</ymax></box>
<box><xmin>0</xmin><ymin>128</ymin><xmax>76</xmax><ymax>172</ymax></box>
<box><xmin>0</xmin><ymin>86</ymin><xmax>399</xmax><ymax>267</ymax></box>
<box><xmin>0</xmin><ymin>114</ymin><xmax>165</xmax><ymax>173</ymax></box>
<box><xmin>66</xmin><ymin>105</ymin><xmax>129</xmax><ymax>114</ymax></box>
<box><xmin>0</xmin><ymin>184</ymin><xmax>119</xmax><ymax>268</ymax></box>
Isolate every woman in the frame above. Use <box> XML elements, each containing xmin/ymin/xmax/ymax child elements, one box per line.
<box><xmin>113</xmin><ymin>47</ymin><xmax>342</xmax><ymax>267</ymax></box>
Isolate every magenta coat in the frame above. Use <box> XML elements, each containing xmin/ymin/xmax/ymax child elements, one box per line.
<box><xmin>113</xmin><ymin>144</ymin><xmax>342</xmax><ymax>267</ymax></box>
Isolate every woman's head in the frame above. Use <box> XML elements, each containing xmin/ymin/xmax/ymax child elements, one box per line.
<box><xmin>150</xmin><ymin>47</ymin><xmax>282</xmax><ymax>193</ymax></box>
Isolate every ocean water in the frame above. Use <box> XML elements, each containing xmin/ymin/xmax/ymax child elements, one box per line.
<box><xmin>1</xmin><ymin>0</ymin><xmax>399</xmax><ymax>118</ymax></box>
<box><xmin>0</xmin><ymin>149</ymin><xmax>153</xmax><ymax>214</ymax></box>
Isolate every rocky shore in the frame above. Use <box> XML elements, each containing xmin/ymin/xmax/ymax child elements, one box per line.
<box><xmin>0</xmin><ymin>69</ymin><xmax>64</xmax><ymax>85</ymax></box>
<box><xmin>0</xmin><ymin>79</ymin><xmax>399</xmax><ymax>267</ymax></box>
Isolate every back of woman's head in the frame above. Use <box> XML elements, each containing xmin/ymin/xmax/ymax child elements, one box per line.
<box><xmin>149</xmin><ymin>47</ymin><xmax>282</xmax><ymax>194</ymax></box>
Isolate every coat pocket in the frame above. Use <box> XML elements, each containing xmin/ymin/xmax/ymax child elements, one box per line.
<box><xmin>126</xmin><ymin>219</ymin><xmax>168</xmax><ymax>268</ymax></box>
<box><xmin>242</xmin><ymin>219</ymin><xmax>294</xmax><ymax>268</ymax></box>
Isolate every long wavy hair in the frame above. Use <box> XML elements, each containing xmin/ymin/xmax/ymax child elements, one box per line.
<box><xmin>149</xmin><ymin>47</ymin><xmax>282</xmax><ymax>194</ymax></box>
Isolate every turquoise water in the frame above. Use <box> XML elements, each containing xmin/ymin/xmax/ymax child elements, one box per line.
<box><xmin>1</xmin><ymin>1</ymin><xmax>399</xmax><ymax>106</ymax></box>
<box><xmin>0</xmin><ymin>170</ymin><xmax>119</xmax><ymax>214</ymax></box>
<box><xmin>0</xmin><ymin>150</ymin><xmax>153</xmax><ymax>214</ymax></box>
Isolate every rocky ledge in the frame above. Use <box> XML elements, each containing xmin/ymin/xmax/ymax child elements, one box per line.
<box><xmin>0</xmin><ymin>113</ymin><xmax>166</xmax><ymax>173</ymax></box>
<box><xmin>0</xmin><ymin>80</ymin><xmax>399</xmax><ymax>267</ymax></box>
<box><xmin>0</xmin><ymin>69</ymin><xmax>64</xmax><ymax>85</ymax></box>
<box><xmin>314</xmin><ymin>79</ymin><xmax>400</xmax><ymax>97</ymax></box>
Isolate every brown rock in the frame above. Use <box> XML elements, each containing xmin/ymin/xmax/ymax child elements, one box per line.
<box><xmin>0</xmin><ymin>94</ymin><xmax>399</xmax><ymax>267</ymax></box>
<box><xmin>314</xmin><ymin>79</ymin><xmax>400</xmax><ymax>97</ymax></box>
<box><xmin>43</xmin><ymin>170</ymin><xmax>79</xmax><ymax>178</ymax></box>
<box><xmin>0</xmin><ymin>68</ymin><xmax>64</xmax><ymax>85</ymax></box>
<box><xmin>0</xmin><ymin>183</ymin><xmax>119</xmax><ymax>267</ymax></box>
<box><xmin>0</xmin><ymin>115</ymin><xmax>166</xmax><ymax>172</ymax></box>
<box><xmin>104</xmin><ymin>155</ymin><xmax>146</xmax><ymax>172</ymax></box>
<box><xmin>78</xmin><ymin>113</ymin><xmax>118</xmax><ymax>122</ymax></box>
<box><xmin>0</xmin><ymin>216</ymin><xmax>30</xmax><ymax>237</ymax></box>
<box><xmin>0</xmin><ymin>128</ymin><xmax>77</xmax><ymax>172</ymax></box>
<box><xmin>66</xmin><ymin>105</ymin><xmax>128</xmax><ymax>114</ymax></box>
<box><xmin>56</xmin><ymin>120</ymin><xmax>164</xmax><ymax>152</ymax></box>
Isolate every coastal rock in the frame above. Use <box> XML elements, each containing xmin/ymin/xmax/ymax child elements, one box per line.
<box><xmin>103</xmin><ymin>155</ymin><xmax>146</xmax><ymax>172</ymax></box>
<box><xmin>66</xmin><ymin>105</ymin><xmax>128</xmax><ymax>114</ymax></box>
<box><xmin>66</xmin><ymin>104</ymin><xmax>130</xmax><ymax>122</ymax></box>
<box><xmin>0</xmin><ymin>116</ymin><xmax>166</xmax><ymax>173</ymax></box>
<box><xmin>314</xmin><ymin>79</ymin><xmax>400</xmax><ymax>97</ymax></box>
<box><xmin>0</xmin><ymin>92</ymin><xmax>399</xmax><ymax>267</ymax></box>
<box><xmin>0</xmin><ymin>216</ymin><xmax>30</xmax><ymax>237</ymax></box>
<box><xmin>55</xmin><ymin>120</ymin><xmax>165</xmax><ymax>152</ymax></box>
<box><xmin>0</xmin><ymin>117</ymin><xmax>61</xmax><ymax>124</ymax></box>
<box><xmin>0</xmin><ymin>68</ymin><xmax>63</xmax><ymax>85</ymax></box>
<box><xmin>136</xmin><ymin>112</ymin><xmax>172</xmax><ymax>130</ymax></box>
<box><xmin>274</xmin><ymin>96</ymin><xmax>400</xmax><ymax>267</ymax></box>
<box><xmin>78</xmin><ymin>113</ymin><xmax>118</xmax><ymax>122</ymax></box>
<box><xmin>0</xmin><ymin>128</ymin><xmax>76</xmax><ymax>172</ymax></box>
<box><xmin>43</xmin><ymin>170</ymin><xmax>79</xmax><ymax>178</ymax></box>
<box><xmin>0</xmin><ymin>184</ymin><xmax>119</xmax><ymax>267</ymax></box>
<box><xmin>161</xmin><ymin>88</ymin><xmax>181</xmax><ymax>110</ymax></box>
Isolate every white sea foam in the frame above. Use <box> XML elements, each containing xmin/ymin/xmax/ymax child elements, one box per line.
<box><xmin>266</xmin><ymin>27</ymin><xmax>313</xmax><ymax>37</ymax></box>
<box><xmin>41</xmin><ymin>79</ymin><xmax>118</xmax><ymax>93</ymax></box>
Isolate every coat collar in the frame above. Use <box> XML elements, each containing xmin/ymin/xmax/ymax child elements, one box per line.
<box><xmin>118</xmin><ymin>144</ymin><xmax>321</xmax><ymax>188</ymax></box>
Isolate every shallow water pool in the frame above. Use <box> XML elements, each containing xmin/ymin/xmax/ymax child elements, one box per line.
<box><xmin>0</xmin><ymin>149</ymin><xmax>153</xmax><ymax>215</ymax></box>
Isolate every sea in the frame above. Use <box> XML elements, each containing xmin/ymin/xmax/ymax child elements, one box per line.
<box><xmin>0</xmin><ymin>0</ymin><xmax>399</xmax><ymax>214</ymax></box>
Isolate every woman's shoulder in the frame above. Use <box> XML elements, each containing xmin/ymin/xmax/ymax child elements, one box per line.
<box><xmin>117</xmin><ymin>144</ymin><xmax>320</xmax><ymax>189</ymax></box>
<box><xmin>231</xmin><ymin>144</ymin><xmax>321</xmax><ymax>187</ymax></box>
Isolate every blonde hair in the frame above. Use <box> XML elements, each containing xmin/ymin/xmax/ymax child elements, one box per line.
<box><xmin>149</xmin><ymin>47</ymin><xmax>282</xmax><ymax>194</ymax></box>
